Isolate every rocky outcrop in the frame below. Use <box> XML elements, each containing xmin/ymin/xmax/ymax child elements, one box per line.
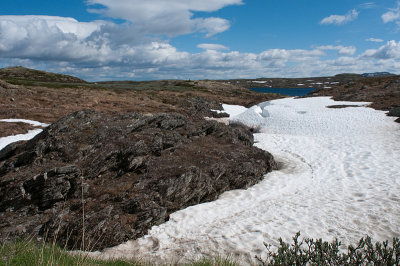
<box><xmin>0</xmin><ymin>110</ymin><xmax>276</xmax><ymax>250</ymax></box>
<box><xmin>187</xmin><ymin>97</ymin><xmax>229</xmax><ymax>119</ymax></box>
<box><xmin>388</xmin><ymin>107</ymin><xmax>400</xmax><ymax>117</ymax></box>
<box><xmin>307</xmin><ymin>75</ymin><xmax>400</xmax><ymax>123</ymax></box>
<box><xmin>388</xmin><ymin>107</ymin><xmax>400</xmax><ymax>123</ymax></box>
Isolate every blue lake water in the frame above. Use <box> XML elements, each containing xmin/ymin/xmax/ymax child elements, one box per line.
<box><xmin>249</xmin><ymin>87</ymin><xmax>315</xmax><ymax>96</ymax></box>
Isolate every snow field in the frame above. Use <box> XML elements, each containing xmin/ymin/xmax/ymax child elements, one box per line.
<box><xmin>96</xmin><ymin>97</ymin><xmax>400</xmax><ymax>264</ymax></box>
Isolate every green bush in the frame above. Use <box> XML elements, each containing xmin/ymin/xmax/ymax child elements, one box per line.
<box><xmin>257</xmin><ymin>232</ymin><xmax>400</xmax><ymax>265</ymax></box>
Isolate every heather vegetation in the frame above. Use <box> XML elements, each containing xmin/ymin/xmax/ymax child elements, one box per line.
<box><xmin>257</xmin><ymin>233</ymin><xmax>400</xmax><ymax>265</ymax></box>
<box><xmin>2</xmin><ymin>233</ymin><xmax>399</xmax><ymax>265</ymax></box>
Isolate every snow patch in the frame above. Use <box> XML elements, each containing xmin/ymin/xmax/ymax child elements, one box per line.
<box><xmin>0</xmin><ymin>129</ymin><xmax>43</xmax><ymax>150</ymax></box>
<box><xmin>0</xmin><ymin>119</ymin><xmax>48</xmax><ymax>150</ymax></box>
<box><xmin>0</xmin><ymin>119</ymin><xmax>49</xmax><ymax>127</ymax></box>
<box><xmin>221</xmin><ymin>104</ymin><xmax>247</xmax><ymax>117</ymax></box>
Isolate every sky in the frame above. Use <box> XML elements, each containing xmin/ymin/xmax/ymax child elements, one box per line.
<box><xmin>0</xmin><ymin>0</ymin><xmax>400</xmax><ymax>81</ymax></box>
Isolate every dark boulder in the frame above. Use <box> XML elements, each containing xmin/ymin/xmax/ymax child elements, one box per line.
<box><xmin>388</xmin><ymin>107</ymin><xmax>400</xmax><ymax>117</ymax></box>
<box><xmin>0</xmin><ymin>110</ymin><xmax>276</xmax><ymax>250</ymax></box>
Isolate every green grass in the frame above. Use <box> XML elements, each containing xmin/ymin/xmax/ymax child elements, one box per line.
<box><xmin>0</xmin><ymin>239</ymin><xmax>142</xmax><ymax>266</ymax></box>
<box><xmin>0</xmin><ymin>240</ymin><xmax>239</xmax><ymax>266</ymax></box>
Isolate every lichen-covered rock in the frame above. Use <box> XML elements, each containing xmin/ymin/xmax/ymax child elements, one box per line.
<box><xmin>187</xmin><ymin>97</ymin><xmax>230</xmax><ymax>119</ymax></box>
<box><xmin>0</xmin><ymin>110</ymin><xmax>276</xmax><ymax>250</ymax></box>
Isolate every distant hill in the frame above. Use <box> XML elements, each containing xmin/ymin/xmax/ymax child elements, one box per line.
<box><xmin>361</xmin><ymin>72</ymin><xmax>395</xmax><ymax>77</ymax></box>
<box><xmin>333</xmin><ymin>73</ymin><xmax>363</xmax><ymax>79</ymax></box>
<box><xmin>0</xmin><ymin>66</ymin><xmax>87</xmax><ymax>83</ymax></box>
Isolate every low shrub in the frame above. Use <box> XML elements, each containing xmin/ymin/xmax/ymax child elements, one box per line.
<box><xmin>257</xmin><ymin>232</ymin><xmax>400</xmax><ymax>265</ymax></box>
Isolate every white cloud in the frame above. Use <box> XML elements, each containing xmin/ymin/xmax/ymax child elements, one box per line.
<box><xmin>320</xmin><ymin>9</ymin><xmax>359</xmax><ymax>25</ymax></box>
<box><xmin>382</xmin><ymin>2</ymin><xmax>400</xmax><ymax>23</ymax></box>
<box><xmin>316</xmin><ymin>45</ymin><xmax>340</xmax><ymax>50</ymax></box>
<box><xmin>0</xmin><ymin>16</ymin><xmax>115</xmax><ymax>62</ymax></box>
<box><xmin>337</xmin><ymin>46</ymin><xmax>357</xmax><ymax>56</ymax></box>
<box><xmin>258</xmin><ymin>49</ymin><xmax>324</xmax><ymax>61</ymax></box>
<box><xmin>258</xmin><ymin>49</ymin><xmax>290</xmax><ymax>60</ymax></box>
<box><xmin>332</xmin><ymin>56</ymin><xmax>357</xmax><ymax>66</ymax></box>
<box><xmin>316</xmin><ymin>45</ymin><xmax>356</xmax><ymax>56</ymax></box>
<box><xmin>359</xmin><ymin>2</ymin><xmax>376</xmax><ymax>9</ymax></box>
<box><xmin>195</xmin><ymin>17</ymin><xmax>231</xmax><ymax>38</ymax></box>
<box><xmin>361</xmin><ymin>40</ymin><xmax>400</xmax><ymax>59</ymax></box>
<box><xmin>197</xmin><ymin>43</ymin><xmax>229</xmax><ymax>50</ymax></box>
<box><xmin>366</xmin><ymin>38</ymin><xmax>384</xmax><ymax>43</ymax></box>
<box><xmin>382</xmin><ymin>11</ymin><xmax>400</xmax><ymax>23</ymax></box>
<box><xmin>86</xmin><ymin>0</ymin><xmax>242</xmax><ymax>37</ymax></box>
<box><xmin>0</xmin><ymin>15</ymin><xmax>103</xmax><ymax>39</ymax></box>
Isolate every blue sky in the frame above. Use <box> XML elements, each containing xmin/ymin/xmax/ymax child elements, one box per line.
<box><xmin>0</xmin><ymin>0</ymin><xmax>399</xmax><ymax>81</ymax></box>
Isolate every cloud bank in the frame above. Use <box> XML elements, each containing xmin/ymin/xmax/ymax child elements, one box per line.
<box><xmin>0</xmin><ymin>1</ymin><xmax>399</xmax><ymax>81</ymax></box>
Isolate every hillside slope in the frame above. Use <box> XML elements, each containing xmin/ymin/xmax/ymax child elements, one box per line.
<box><xmin>0</xmin><ymin>66</ymin><xmax>87</xmax><ymax>83</ymax></box>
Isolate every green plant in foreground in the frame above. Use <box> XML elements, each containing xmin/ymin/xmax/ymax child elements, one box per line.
<box><xmin>257</xmin><ymin>232</ymin><xmax>400</xmax><ymax>265</ymax></box>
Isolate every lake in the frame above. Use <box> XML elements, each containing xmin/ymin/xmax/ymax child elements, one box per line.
<box><xmin>249</xmin><ymin>87</ymin><xmax>315</xmax><ymax>96</ymax></box>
